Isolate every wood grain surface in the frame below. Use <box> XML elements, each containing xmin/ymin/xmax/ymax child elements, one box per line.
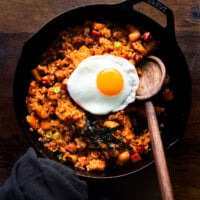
<box><xmin>0</xmin><ymin>0</ymin><xmax>200</xmax><ymax>200</ymax></box>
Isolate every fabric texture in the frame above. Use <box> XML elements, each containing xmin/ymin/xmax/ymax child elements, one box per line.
<box><xmin>0</xmin><ymin>148</ymin><xmax>88</xmax><ymax>200</ymax></box>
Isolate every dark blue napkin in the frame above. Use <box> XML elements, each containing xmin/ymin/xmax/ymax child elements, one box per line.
<box><xmin>0</xmin><ymin>148</ymin><xmax>88</xmax><ymax>200</ymax></box>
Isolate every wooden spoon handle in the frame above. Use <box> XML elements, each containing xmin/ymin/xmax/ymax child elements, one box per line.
<box><xmin>145</xmin><ymin>101</ymin><xmax>174</xmax><ymax>200</ymax></box>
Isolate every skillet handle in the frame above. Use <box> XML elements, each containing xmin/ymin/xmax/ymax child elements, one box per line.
<box><xmin>125</xmin><ymin>0</ymin><xmax>175</xmax><ymax>38</ymax></box>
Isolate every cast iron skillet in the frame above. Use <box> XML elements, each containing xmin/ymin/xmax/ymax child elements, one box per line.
<box><xmin>13</xmin><ymin>0</ymin><xmax>191</xmax><ymax>179</ymax></box>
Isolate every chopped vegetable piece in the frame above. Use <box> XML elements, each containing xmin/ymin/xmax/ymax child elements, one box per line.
<box><xmin>34</xmin><ymin>104</ymin><xmax>49</xmax><ymax>119</ymax></box>
<box><xmin>52</xmin><ymin>132</ymin><xmax>61</xmax><ymax>140</ymax></box>
<box><xmin>91</xmin><ymin>30</ymin><xmax>100</xmax><ymax>40</ymax></box>
<box><xmin>122</xmin><ymin>53</ymin><xmax>129</xmax><ymax>60</ymax></box>
<box><xmin>26</xmin><ymin>115</ymin><xmax>39</xmax><ymax>130</ymax></box>
<box><xmin>75</xmin><ymin>138</ymin><xmax>86</xmax><ymax>149</ymax></box>
<box><xmin>70</xmin><ymin>125</ymin><xmax>76</xmax><ymax>132</ymax></box>
<box><xmin>136</xmin><ymin>67</ymin><xmax>142</xmax><ymax>76</ymax></box>
<box><xmin>57</xmin><ymin>154</ymin><xmax>63</xmax><ymax>160</ymax></box>
<box><xmin>41</xmin><ymin>74</ymin><xmax>51</xmax><ymax>86</ymax></box>
<box><xmin>55</xmin><ymin>70</ymin><xmax>65</xmax><ymax>81</ymax></box>
<box><xmin>136</xmin><ymin>145</ymin><xmax>144</xmax><ymax>154</ymax></box>
<box><xmin>54</xmin><ymin>86</ymin><xmax>61</xmax><ymax>94</ymax></box>
<box><xmin>93</xmin><ymin>22</ymin><xmax>105</xmax><ymax>30</ymax></box>
<box><xmin>62</xmin><ymin>78</ymin><xmax>68</xmax><ymax>89</ymax></box>
<box><xmin>163</xmin><ymin>74</ymin><xmax>170</xmax><ymax>86</ymax></box>
<box><xmin>103</xmin><ymin>120</ymin><xmax>119</xmax><ymax>128</ymax></box>
<box><xmin>31</xmin><ymin>69</ymin><xmax>41</xmax><ymax>82</ymax></box>
<box><xmin>131</xmin><ymin>153</ymin><xmax>142</xmax><ymax>163</ymax></box>
<box><xmin>129</xmin><ymin>59</ymin><xmax>136</xmax><ymax>65</ymax></box>
<box><xmin>79</xmin><ymin>45</ymin><xmax>90</xmax><ymax>52</ymax></box>
<box><xmin>68</xmin><ymin>154</ymin><xmax>78</xmax><ymax>163</ymax></box>
<box><xmin>155</xmin><ymin>106</ymin><xmax>165</xmax><ymax>115</ymax></box>
<box><xmin>128</xmin><ymin>31</ymin><xmax>141</xmax><ymax>42</ymax></box>
<box><xmin>132</xmin><ymin>41</ymin><xmax>147</xmax><ymax>55</ymax></box>
<box><xmin>141</xmin><ymin>32</ymin><xmax>151</xmax><ymax>41</ymax></box>
<box><xmin>116</xmin><ymin>151</ymin><xmax>130</xmax><ymax>166</ymax></box>
<box><xmin>162</xmin><ymin>89</ymin><xmax>174</xmax><ymax>102</ymax></box>
<box><xmin>86</xmin><ymin>159</ymin><xmax>106</xmax><ymax>171</ymax></box>
<box><xmin>114</xmin><ymin>41</ymin><xmax>122</xmax><ymax>48</ymax></box>
<box><xmin>41</xmin><ymin>120</ymin><xmax>51</xmax><ymax>130</ymax></box>
<box><xmin>100</xmin><ymin>27</ymin><xmax>111</xmax><ymax>38</ymax></box>
<box><xmin>45</xmin><ymin>131</ymin><xmax>53</xmax><ymax>138</ymax></box>
<box><xmin>66</xmin><ymin>143</ymin><xmax>77</xmax><ymax>153</ymax></box>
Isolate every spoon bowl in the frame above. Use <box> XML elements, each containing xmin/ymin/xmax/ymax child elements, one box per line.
<box><xmin>136</xmin><ymin>56</ymin><xmax>166</xmax><ymax>100</ymax></box>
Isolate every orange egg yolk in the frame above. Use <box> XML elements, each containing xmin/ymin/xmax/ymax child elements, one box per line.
<box><xmin>96</xmin><ymin>68</ymin><xmax>124</xmax><ymax>96</ymax></box>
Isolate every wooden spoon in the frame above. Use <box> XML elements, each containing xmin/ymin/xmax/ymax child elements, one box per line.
<box><xmin>136</xmin><ymin>56</ymin><xmax>174</xmax><ymax>200</ymax></box>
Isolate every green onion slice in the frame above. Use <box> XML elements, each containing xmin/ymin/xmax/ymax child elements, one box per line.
<box><xmin>114</xmin><ymin>42</ymin><xmax>122</xmax><ymax>48</ymax></box>
<box><xmin>54</xmin><ymin>86</ymin><xmax>61</xmax><ymax>94</ymax></box>
<box><xmin>45</xmin><ymin>131</ymin><xmax>52</xmax><ymax>138</ymax></box>
<box><xmin>57</xmin><ymin>154</ymin><xmax>63</xmax><ymax>160</ymax></box>
<box><xmin>70</xmin><ymin>125</ymin><xmax>76</xmax><ymax>132</ymax></box>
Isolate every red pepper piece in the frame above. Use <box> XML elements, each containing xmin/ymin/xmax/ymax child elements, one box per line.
<box><xmin>62</xmin><ymin>78</ymin><xmax>68</xmax><ymax>89</ymax></box>
<box><xmin>131</xmin><ymin>153</ymin><xmax>142</xmax><ymax>163</ymax></box>
<box><xmin>162</xmin><ymin>89</ymin><xmax>174</xmax><ymax>102</ymax></box>
<box><xmin>141</xmin><ymin>32</ymin><xmax>151</xmax><ymax>41</ymax></box>
<box><xmin>91</xmin><ymin>30</ymin><xmax>100</xmax><ymax>40</ymax></box>
<box><xmin>66</xmin><ymin>143</ymin><xmax>77</xmax><ymax>153</ymax></box>
<box><xmin>136</xmin><ymin>145</ymin><xmax>144</xmax><ymax>154</ymax></box>
<box><xmin>123</xmin><ymin>53</ymin><xmax>129</xmax><ymax>60</ymax></box>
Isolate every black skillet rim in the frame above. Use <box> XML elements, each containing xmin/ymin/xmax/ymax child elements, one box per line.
<box><xmin>13</xmin><ymin>0</ymin><xmax>192</xmax><ymax>180</ymax></box>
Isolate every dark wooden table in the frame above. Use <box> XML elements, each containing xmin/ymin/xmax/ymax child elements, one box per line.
<box><xmin>0</xmin><ymin>0</ymin><xmax>199</xmax><ymax>199</ymax></box>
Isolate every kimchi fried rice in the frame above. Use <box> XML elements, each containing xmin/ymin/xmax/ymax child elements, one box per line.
<box><xmin>26</xmin><ymin>21</ymin><xmax>173</xmax><ymax>171</ymax></box>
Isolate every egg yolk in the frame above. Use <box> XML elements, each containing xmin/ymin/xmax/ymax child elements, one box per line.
<box><xmin>96</xmin><ymin>68</ymin><xmax>124</xmax><ymax>96</ymax></box>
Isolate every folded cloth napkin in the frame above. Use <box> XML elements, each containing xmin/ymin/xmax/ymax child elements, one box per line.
<box><xmin>0</xmin><ymin>148</ymin><xmax>88</xmax><ymax>200</ymax></box>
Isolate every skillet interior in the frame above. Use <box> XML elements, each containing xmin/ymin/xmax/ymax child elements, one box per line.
<box><xmin>13</xmin><ymin>1</ymin><xmax>191</xmax><ymax>179</ymax></box>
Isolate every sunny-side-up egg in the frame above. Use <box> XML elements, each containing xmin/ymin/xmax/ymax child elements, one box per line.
<box><xmin>67</xmin><ymin>55</ymin><xmax>139</xmax><ymax>115</ymax></box>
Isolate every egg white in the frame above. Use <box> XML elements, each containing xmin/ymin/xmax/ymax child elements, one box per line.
<box><xmin>67</xmin><ymin>55</ymin><xmax>139</xmax><ymax>115</ymax></box>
